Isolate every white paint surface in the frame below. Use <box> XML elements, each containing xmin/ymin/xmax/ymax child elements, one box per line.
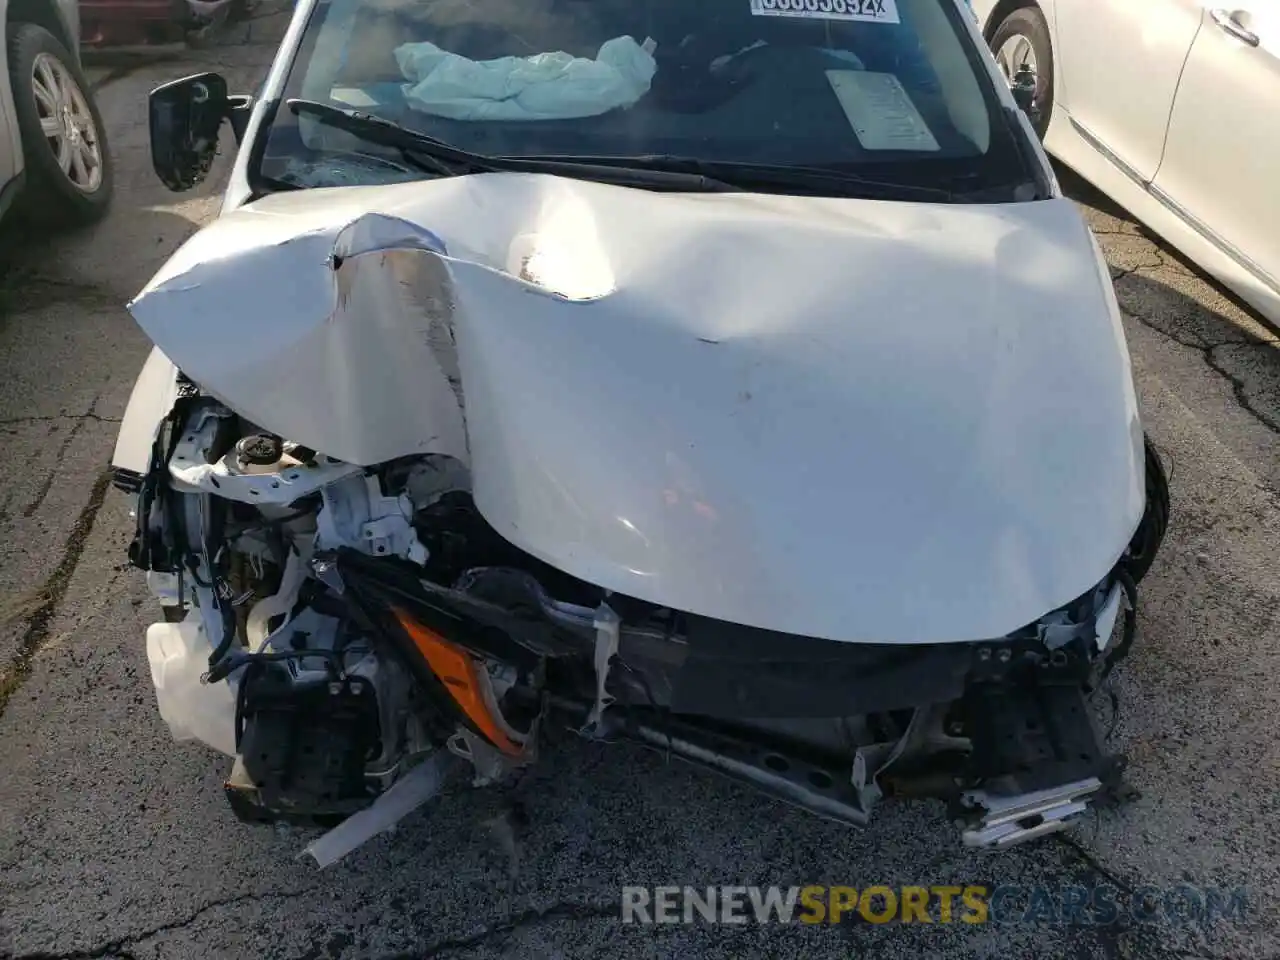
<box><xmin>126</xmin><ymin>172</ymin><xmax>1144</xmax><ymax>644</ymax></box>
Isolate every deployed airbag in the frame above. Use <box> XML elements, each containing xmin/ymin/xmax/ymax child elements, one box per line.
<box><xmin>394</xmin><ymin>36</ymin><xmax>658</xmax><ymax>121</ymax></box>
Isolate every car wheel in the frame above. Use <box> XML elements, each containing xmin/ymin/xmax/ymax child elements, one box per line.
<box><xmin>1124</xmin><ymin>435</ymin><xmax>1170</xmax><ymax>584</ymax></box>
<box><xmin>989</xmin><ymin>6</ymin><xmax>1054</xmax><ymax>139</ymax></box>
<box><xmin>6</xmin><ymin>23</ymin><xmax>113</xmax><ymax>227</ymax></box>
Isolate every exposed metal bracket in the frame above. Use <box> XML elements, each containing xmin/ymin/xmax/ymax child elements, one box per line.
<box><xmin>852</xmin><ymin>703</ymin><xmax>968</xmax><ymax>811</ymax></box>
<box><xmin>448</xmin><ymin>725</ymin><xmax>537</xmax><ymax>787</ymax></box>
<box><xmin>960</xmin><ymin>777</ymin><xmax>1102</xmax><ymax>849</ymax></box>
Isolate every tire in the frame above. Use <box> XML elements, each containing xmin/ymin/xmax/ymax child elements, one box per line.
<box><xmin>1124</xmin><ymin>435</ymin><xmax>1170</xmax><ymax>585</ymax></box>
<box><xmin>989</xmin><ymin>5</ymin><xmax>1054</xmax><ymax>140</ymax></box>
<box><xmin>6</xmin><ymin>24</ymin><xmax>113</xmax><ymax>228</ymax></box>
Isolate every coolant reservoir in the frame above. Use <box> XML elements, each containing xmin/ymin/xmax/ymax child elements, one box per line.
<box><xmin>146</xmin><ymin>619</ymin><xmax>237</xmax><ymax>756</ymax></box>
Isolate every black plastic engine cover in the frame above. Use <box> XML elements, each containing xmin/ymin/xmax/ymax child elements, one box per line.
<box><xmin>237</xmin><ymin>663</ymin><xmax>381</xmax><ymax>819</ymax></box>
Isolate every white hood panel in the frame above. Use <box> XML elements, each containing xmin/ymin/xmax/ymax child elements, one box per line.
<box><xmin>129</xmin><ymin>174</ymin><xmax>1144</xmax><ymax>643</ymax></box>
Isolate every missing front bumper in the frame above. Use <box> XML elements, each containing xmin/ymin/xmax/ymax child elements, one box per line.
<box><xmin>598</xmin><ymin>653</ymin><xmax>1123</xmax><ymax>850</ymax></box>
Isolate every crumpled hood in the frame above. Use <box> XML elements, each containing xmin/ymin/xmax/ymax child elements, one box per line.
<box><xmin>128</xmin><ymin>173</ymin><xmax>1143</xmax><ymax>644</ymax></box>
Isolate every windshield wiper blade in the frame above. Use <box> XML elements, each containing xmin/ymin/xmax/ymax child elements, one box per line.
<box><xmin>285</xmin><ymin>100</ymin><xmax>738</xmax><ymax>191</ymax></box>
<box><xmin>708</xmin><ymin>160</ymin><xmax>957</xmax><ymax>202</ymax></box>
<box><xmin>534</xmin><ymin>154</ymin><xmax>958</xmax><ymax>202</ymax></box>
<box><xmin>286</xmin><ymin>103</ymin><xmax>955</xmax><ymax>200</ymax></box>
<box><xmin>288</xmin><ymin>99</ymin><xmax>485</xmax><ymax>177</ymax></box>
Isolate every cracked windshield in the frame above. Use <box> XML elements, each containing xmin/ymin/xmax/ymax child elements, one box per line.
<box><xmin>262</xmin><ymin>0</ymin><xmax>1016</xmax><ymax>194</ymax></box>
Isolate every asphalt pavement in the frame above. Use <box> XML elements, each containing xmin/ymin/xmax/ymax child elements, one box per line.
<box><xmin>1</xmin><ymin>15</ymin><xmax>1278</xmax><ymax>959</ymax></box>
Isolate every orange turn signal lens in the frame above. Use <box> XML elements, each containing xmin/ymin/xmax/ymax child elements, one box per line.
<box><xmin>392</xmin><ymin>608</ymin><xmax>525</xmax><ymax>757</ymax></box>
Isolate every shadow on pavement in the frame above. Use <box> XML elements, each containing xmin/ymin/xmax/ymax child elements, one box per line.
<box><xmin>1054</xmin><ymin>159</ymin><xmax>1280</xmax><ymax>340</ymax></box>
<box><xmin>1053</xmin><ymin>161</ymin><xmax>1134</xmax><ymax>223</ymax></box>
<box><xmin>0</xmin><ymin>199</ymin><xmax>209</xmax><ymax>321</ymax></box>
<box><xmin>1056</xmin><ymin>148</ymin><xmax>1280</xmax><ymax>452</ymax></box>
<box><xmin>1117</xmin><ymin>269</ymin><xmax>1280</xmax><ymax>432</ymax></box>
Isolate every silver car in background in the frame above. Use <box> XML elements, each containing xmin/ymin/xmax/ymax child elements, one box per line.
<box><xmin>972</xmin><ymin>0</ymin><xmax>1280</xmax><ymax>328</ymax></box>
<box><xmin>0</xmin><ymin>0</ymin><xmax>112</xmax><ymax>227</ymax></box>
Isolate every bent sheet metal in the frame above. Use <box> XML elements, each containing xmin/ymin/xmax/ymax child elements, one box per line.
<box><xmin>126</xmin><ymin>172</ymin><xmax>1142</xmax><ymax>645</ymax></box>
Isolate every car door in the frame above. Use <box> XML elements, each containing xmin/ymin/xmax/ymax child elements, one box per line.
<box><xmin>1054</xmin><ymin>0</ymin><xmax>1203</xmax><ymax>181</ymax></box>
<box><xmin>1149</xmin><ymin>3</ymin><xmax>1280</xmax><ymax>301</ymax></box>
<box><xmin>0</xmin><ymin>47</ymin><xmax>19</xmax><ymax>202</ymax></box>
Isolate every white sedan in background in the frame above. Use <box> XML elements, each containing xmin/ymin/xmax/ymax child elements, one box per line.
<box><xmin>971</xmin><ymin>0</ymin><xmax>1279</xmax><ymax>327</ymax></box>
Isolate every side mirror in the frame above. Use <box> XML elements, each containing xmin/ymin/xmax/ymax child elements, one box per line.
<box><xmin>149</xmin><ymin>73</ymin><xmax>253</xmax><ymax>193</ymax></box>
<box><xmin>1010</xmin><ymin>65</ymin><xmax>1041</xmax><ymax>128</ymax></box>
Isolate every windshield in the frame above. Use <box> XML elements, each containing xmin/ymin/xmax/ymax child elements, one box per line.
<box><xmin>257</xmin><ymin>0</ymin><xmax>1030</xmax><ymax>200</ymax></box>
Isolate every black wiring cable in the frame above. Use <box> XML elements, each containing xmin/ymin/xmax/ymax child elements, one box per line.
<box><xmin>184</xmin><ymin>553</ymin><xmax>214</xmax><ymax>589</ymax></box>
<box><xmin>207</xmin><ymin>648</ymin><xmax>344</xmax><ymax>684</ymax></box>
<box><xmin>614</xmin><ymin>654</ymin><xmax>673</xmax><ymax>758</ymax></box>
<box><xmin>1095</xmin><ymin>569</ymin><xmax>1139</xmax><ymax>742</ymax></box>
<box><xmin>1102</xmin><ymin>676</ymin><xmax>1122</xmax><ymax>743</ymax></box>
<box><xmin>232</xmin><ymin>660</ymin><xmax>254</xmax><ymax>750</ymax></box>
<box><xmin>225</xmin><ymin>504</ymin><xmax>315</xmax><ymax>537</ymax></box>
<box><xmin>1100</xmin><ymin>569</ymin><xmax>1138</xmax><ymax>681</ymax></box>
<box><xmin>188</xmin><ymin>547</ymin><xmax>240</xmax><ymax>671</ymax></box>
<box><xmin>177</xmin><ymin>487</ymin><xmax>233</xmax><ymax>668</ymax></box>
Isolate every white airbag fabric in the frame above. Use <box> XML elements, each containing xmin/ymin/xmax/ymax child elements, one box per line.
<box><xmin>394</xmin><ymin>36</ymin><xmax>657</xmax><ymax>121</ymax></box>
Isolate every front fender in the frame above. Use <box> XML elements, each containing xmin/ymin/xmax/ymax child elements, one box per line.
<box><xmin>112</xmin><ymin>346</ymin><xmax>181</xmax><ymax>478</ymax></box>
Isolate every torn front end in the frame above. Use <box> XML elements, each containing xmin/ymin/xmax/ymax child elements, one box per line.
<box><xmin>118</xmin><ymin>396</ymin><xmax>1168</xmax><ymax>859</ymax></box>
<box><xmin>115</xmin><ymin>181</ymin><xmax>1169</xmax><ymax>861</ymax></box>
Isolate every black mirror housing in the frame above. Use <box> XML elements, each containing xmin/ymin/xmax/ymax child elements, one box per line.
<box><xmin>150</xmin><ymin>72</ymin><xmax>252</xmax><ymax>193</ymax></box>
<box><xmin>227</xmin><ymin>94</ymin><xmax>254</xmax><ymax>145</ymax></box>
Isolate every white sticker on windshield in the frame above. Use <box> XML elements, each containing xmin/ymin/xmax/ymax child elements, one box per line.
<box><xmin>826</xmin><ymin>70</ymin><xmax>940</xmax><ymax>151</ymax></box>
<box><xmin>750</xmin><ymin>0</ymin><xmax>900</xmax><ymax>24</ymax></box>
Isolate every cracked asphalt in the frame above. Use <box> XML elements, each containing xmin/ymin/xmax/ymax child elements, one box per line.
<box><xmin>2</xmin><ymin>17</ymin><xmax>1279</xmax><ymax>960</ymax></box>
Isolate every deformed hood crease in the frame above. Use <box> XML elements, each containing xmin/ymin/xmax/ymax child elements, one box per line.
<box><xmin>128</xmin><ymin>172</ymin><xmax>1144</xmax><ymax>644</ymax></box>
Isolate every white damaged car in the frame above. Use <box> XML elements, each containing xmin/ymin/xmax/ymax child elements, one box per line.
<box><xmin>114</xmin><ymin>0</ymin><xmax>1169</xmax><ymax>862</ymax></box>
